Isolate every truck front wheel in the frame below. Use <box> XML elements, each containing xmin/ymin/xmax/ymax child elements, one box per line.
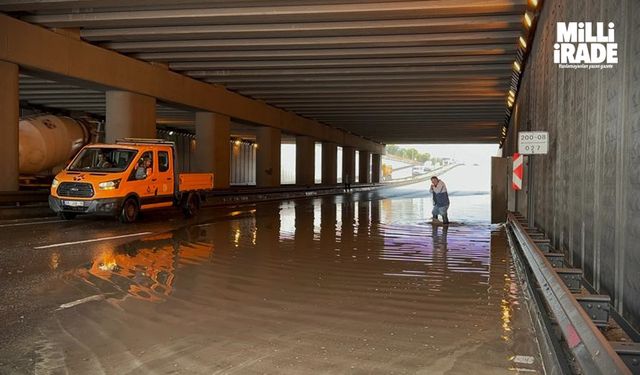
<box><xmin>183</xmin><ymin>193</ymin><xmax>200</xmax><ymax>218</ymax></box>
<box><xmin>119</xmin><ymin>198</ymin><xmax>139</xmax><ymax>223</ymax></box>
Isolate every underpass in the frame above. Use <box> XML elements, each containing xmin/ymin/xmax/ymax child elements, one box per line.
<box><xmin>0</xmin><ymin>0</ymin><xmax>639</xmax><ymax>374</ymax></box>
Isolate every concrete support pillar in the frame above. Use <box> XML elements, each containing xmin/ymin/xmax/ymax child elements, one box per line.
<box><xmin>0</xmin><ymin>61</ymin><xmax>19</xmax><ymax>191</ymax></box>
<box><xmin>105</xmin><ymin>90</ymin><xmax>156</xmax><ymax>143</ymax></box>
<box><xmin>256</xmin><ymin>127</ymin><xmax>281</xmax><ymax>187</ymax></box>
<box><xmin>359</xmin><ymin>150</ymin><xmax>371</xmax><ymax>183</ymax></box>
<box><xmin>195</xmin><ymin>112</ymin><xmax>230</xmax><ymax>189</ymax></box>
<box><xmin>371</xmin><ymin>154</ymin><xmax>382</xmax><ymax>183</ymax></box>
<box><xmin>342</xmin><ymin>146</ymin><xmax>356</xmax><ymax>185</ymax></box>
<box><xmin>295</xmin><ymin>135</ymin><xmax>315</xmax><ymax>186</ymax></box>
<box><xmin>321</xmin><ymin>142</ymin><xmax>338</xmax><ymax>185</ymax></box>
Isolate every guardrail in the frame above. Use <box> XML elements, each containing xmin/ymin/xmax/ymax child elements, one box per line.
<box><xmin>507</xmin><ymin>212</ymin><xmax>631</xmax><ymax>375</ymax></box>
<box><xmin>209</xmin><ymin>182</ymin><xmax>381</xmax><ymax>197</ymax></box>
<box><xmin>0</xmin><ymin>173</ymin><xmax>429</xmax><ymax>211</ymax></box>
<box><xmin>1</xmin><ymin>174</ymin><xmax>429</xmax><ymax>206</ymax></box>
<box><xmin>384</xmin><ymin>163</ymin><xmax>459</xmax><ymax>184</ymax></box>
<box><xmin>0</xmin><ymin>190</ymin><xmax>49</xmax><ymax>206</ymax></box>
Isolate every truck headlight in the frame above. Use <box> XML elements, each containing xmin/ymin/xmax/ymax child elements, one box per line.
<box><xmin>51</xmin><ymin>178</ymin><xmax>60</xmax><ymax>188</ymax></box>
<box><xmin>98</xmin><ymin>179</ymin><xmax>121</xmax><ymax>190</ymax></box>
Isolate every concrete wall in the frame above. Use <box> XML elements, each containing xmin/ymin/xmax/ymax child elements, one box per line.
<box><xmin>506</xmin><ymin>0</ymin><xmax>640</xmax><ymax>331</ymax></box>
<box><xmin>230</xmin><ymin>141</ymin><xmax>257</xmax><ymax>186</ymax></box>
<box><xmin>157</xmin><ymin>130</ymin><xmax>195</xmax><ymax>173</ymax></box>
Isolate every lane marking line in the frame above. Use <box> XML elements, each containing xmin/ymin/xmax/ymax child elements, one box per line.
<box><xmin>34</xmin><ymin>231</ymin><xmax>152</xmax><ymax>249</ymax></box>
<box><xmin>56</xmin><ymin>294</ymin><xmax>105</xmax><ymax>311</ymax></box>
<box><xmin>512</xmin><ymin>355</ymin><xmax>535</xmax><ymax>365</ymax></box>
<box><xmin>0</xmin><ymin>219</ymin><xmax>66</xmax><ymax>228</ymax></box>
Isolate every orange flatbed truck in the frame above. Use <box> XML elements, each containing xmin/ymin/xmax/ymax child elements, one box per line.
<box><xmin>49</xmin><ymin>138</ymin><xmax>214</xmax><ymax>223</ymax></box>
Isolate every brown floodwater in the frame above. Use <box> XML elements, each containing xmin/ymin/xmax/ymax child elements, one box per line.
<box><xmin>0</xmin><ymin>173</ymin><xmax>544</xmax><ymax>374</ymax></box>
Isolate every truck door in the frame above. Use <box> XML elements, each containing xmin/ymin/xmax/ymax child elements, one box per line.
<box><xmin>156</xmin><ymin>148</ymin><xmax>175</xmax><ymax>197</ymax></box>
<box><xmin>141</xmin><ymin>149</ymin><xmax>172</xmax><ymax>209</ymax></box>
<box><xmin>128</xmin><ymin>150</ymin><xmax>157</xmax><ymax>205</ymax></box>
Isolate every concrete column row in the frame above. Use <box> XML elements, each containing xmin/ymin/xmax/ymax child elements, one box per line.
<box><xmin>0</xmin><ymin>72</ymin><xmax>380</xmax><ymax>191</ymax></box>
<box><xmin>106</xmin><ymin>91</ymin><xmax>380</xmax><ymax>189</ymax></box>
<box><xmin>323</xmin><ymin>143</ymin><xmax>381</xmax><ymax>186</ymax></box>
<box><xmin>189</xmin><ymin>115</ymin><xmax>382</xmax><ymax>188</ymax></box>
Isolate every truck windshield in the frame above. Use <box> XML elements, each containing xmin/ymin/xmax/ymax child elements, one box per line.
<box><xmin>68</xmin><ymin>148</ymin><xmax>138</xmax><ymax>172</ymax></box>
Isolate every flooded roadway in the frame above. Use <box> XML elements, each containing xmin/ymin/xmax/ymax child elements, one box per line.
<box><xmin>0</xmin><ymin>165</ymin><xmax>544</xmax><ymax>374</ymax></box>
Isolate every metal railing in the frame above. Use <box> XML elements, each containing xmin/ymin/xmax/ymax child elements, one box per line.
<box><xmin>507</xmin><ymin>212</ymin><xmax>631</xmax><ymax>375</ymax></box>
<box><xmin>0</xmin><ymin>172</ymin><xmax>427</xmax><ymax>210</ymax></box>
<box><xmin>0</xmin><ymin>191</ymin><xmax>49</xmax><ymax>206</ymax></box>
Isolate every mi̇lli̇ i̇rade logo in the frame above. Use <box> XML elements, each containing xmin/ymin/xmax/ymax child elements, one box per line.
<box><xmin>554</xmin><ymin>22</ymin><xmax>618</xmax><ymax>69</ymax></box>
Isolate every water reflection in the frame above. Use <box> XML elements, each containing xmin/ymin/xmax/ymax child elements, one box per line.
<box><xmin>72</xmin><ymin>193</ymin><xmax>513</xmax><ymax>326</ymax></box>
<box><xmin>76</xmin><ymin>229</ymin><xmax>214</xmax><ymax>303</ymax></box>
<box><xmin>432</xmin><ymin>224</ymin><xmax>449</xmax><ymax>252</ymax></box>
<box><xmin>55</xmin><ymin>181</ymin><xmax>539</xmax><ymax>373</ymax></box>
<box><xmin>279</xmin><ymin>202</ymin><xmax>295</xmax><ymax>240</ymax></box>
<box><xmin>356</xmin><ymin>200</ymin><xmax>370</xmax><ymax>240</ymax></box>
<box><xmin>49</xmin><ymin>252</ymin><xmax>61</xmax><ymax>270</ymax></box>
<box><xmin>319</xmin><ymin>200</ymin><xmax>337</xmax><ymax>248</ymax></box>
<box><xmin>295</xmin><ymin>203</ymin><xmax>314</xmax><ymax>249</ymax></box>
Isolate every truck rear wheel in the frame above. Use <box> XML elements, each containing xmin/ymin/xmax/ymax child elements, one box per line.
<box><xmin>183</xmin><ymin>193</ymin><xmax>200</xmax><ymax>218</ymax></box>
<box><xmin>119</xmin><ymin>197</ymin><xmax>139</xmax><ymax>223</ymax></box>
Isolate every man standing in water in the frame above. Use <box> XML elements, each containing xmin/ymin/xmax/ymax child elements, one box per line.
<box><xmin>430</xmin><ymin>176</ymin><xmax>450</xmax><ymax>225</ymax></box>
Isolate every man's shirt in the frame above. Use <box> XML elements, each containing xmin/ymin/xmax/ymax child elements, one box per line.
<box><xmin>430</xmin><ymin>180</ymin><xmax>450</xmax><ymax>207</ymax></box>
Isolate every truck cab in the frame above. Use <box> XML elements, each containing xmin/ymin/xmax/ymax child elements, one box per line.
<box><xmin>49</xmin><ymin>138</ymin><xmax>213</xmax><ymax>223</ymax></box>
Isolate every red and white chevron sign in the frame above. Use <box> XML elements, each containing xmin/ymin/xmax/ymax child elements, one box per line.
<box><xmin>512</xmin><ymin>153</ymin><xmax>523</xmax><ymax>190</ymax></box>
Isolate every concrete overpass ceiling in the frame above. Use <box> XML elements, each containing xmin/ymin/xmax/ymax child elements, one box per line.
<box><xmin>19</xmin><ymin>74</ymin><xmax>106</xmax><ymax>115</ymax></box>
<box><xmin>3</xmin><ymin>0</ymin><xmax>528</xmax><ymax>143</ymax></box>
<box><xmin>19</xmin><ymin>74</ymin><xmax>293</xmax><ymax>141</ymax></box>
<box><xmin>19</xmin><ymin>74</ymin><xmax>195</xmax><ymax>129</ymax></box>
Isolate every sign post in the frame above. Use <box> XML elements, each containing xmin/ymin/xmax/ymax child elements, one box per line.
<box><xmin>516</xmin><ymin>131</ymin><xmax>548</xmax><ymax>225</ymax></box>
